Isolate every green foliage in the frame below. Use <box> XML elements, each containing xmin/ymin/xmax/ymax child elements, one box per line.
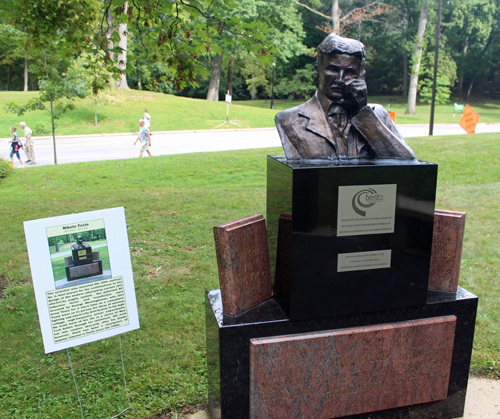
<box><xmin>418</xmin><ymin>51</ymin><xmax>457</xmax><ymax>104</ymax></box>
<box><xmin>4</xmin><ymin>55</ymin><xmax>91</xmax><ymax>143</ymax></box>
<box><xmin>0</xmin><ymin>24</ymin><xmax>28</xmax><ymax>90</ymax></box>
<box><xmin>0</xmin><ymin>157</ymin><xmax>13</xmax><ymax>179</ymax></box>
<box><xmin>275</xmin><ymin>63</ymin><xmax>317</xmax><ymax>100</ymax></box>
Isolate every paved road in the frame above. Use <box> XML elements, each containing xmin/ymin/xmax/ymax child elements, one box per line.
<box><xmin>2</xmin><ymin>123</ymin><xmax>499</xmax><ymax>167</ymax></box>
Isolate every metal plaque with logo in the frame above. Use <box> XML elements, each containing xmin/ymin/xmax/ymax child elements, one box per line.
<box><xmin>337</xmin><ymin>184</ymin><xmax>397</xmax><ymax>237</ymax></box>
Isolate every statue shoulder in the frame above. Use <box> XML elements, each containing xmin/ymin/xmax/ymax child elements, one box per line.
<box><xmin>367</xmin><ymin>103</ymin><xmax>390</xmax><ymax>117</ymax></box>
<box><xmin>275</xmin><ymin>104</ymin><xmax>303</xmax><ymax>127</ymax></box>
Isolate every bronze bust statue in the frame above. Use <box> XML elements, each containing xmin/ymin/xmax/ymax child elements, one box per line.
<box><xmin>72</xmin><ymin>236</ymin><xmax>90</xmax><ymax>250</ymax></box>
<box><xmin>275</xmin><ymin>33</ymin><xmax>416</xmax><ymax>161</ymax></box>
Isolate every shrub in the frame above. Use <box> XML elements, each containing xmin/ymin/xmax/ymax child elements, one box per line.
<box><xmin>0</xmin><ymin>157</ymin><xmax>13</xmax><ymax>179</ymax></box>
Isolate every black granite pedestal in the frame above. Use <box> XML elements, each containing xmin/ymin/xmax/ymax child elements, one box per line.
<box><xmin>206</xmin><ymin>287</ymin><xmax>478</xmax><ymax>419</ymax></box>
<box><xmin>267</xmin><ymin>156</ymin><xmax>438</xmax><ymax>321</ymax></box>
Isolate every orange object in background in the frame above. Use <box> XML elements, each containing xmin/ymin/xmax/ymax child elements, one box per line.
<box><xmin>389</xmin><ymin>111</ymin><xmax>396</xmax><ymax>122</ymax></box>
<box><xmin>459</xmin><ymin>104</ymin><xmax>480</xmax><ymax>134</ymax></box>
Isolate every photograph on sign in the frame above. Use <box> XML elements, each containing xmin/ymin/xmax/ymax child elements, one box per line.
<box><xmin>46</xmin><ymin>219</ymin><xmax>112</xmax><ymax>289</ymax></box>
<box><xmin>24</xmin><ymin>207</ymin><xmax>140</xmax><ymax>353</ymax></box>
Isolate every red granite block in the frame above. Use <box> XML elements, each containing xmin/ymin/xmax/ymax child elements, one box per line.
<box><xmin>214</xmin><ymin>214</ymin><xmax>273</xmax><ymax>316</ymax></box>
<box><xmin>429</xmin><ymin>209</ymin><xmax>466</xmax><ymax>292</ymax></box>
<box><xmin>250</xmin><ymin>316</ymin><xmax>456</xmax><ymax>419</ymax></box>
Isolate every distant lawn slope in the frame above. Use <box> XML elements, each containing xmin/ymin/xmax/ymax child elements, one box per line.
<box><xmin>0</xmin><ymin>90</ymin><xmax>278</xmax><ymax>136</ymax></box>
<box><xmin>2</xmin><ymin>90</ymin><xmax>500</xmax><ymax>137</ymax></box>
<box><xmin>0</xmin><ymin>133</ymin><xmax>499</xmax><ymax>418</ymax></box>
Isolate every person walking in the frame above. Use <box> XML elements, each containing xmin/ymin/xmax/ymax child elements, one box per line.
<box><xmin>20</xmin><ymin>122</ymin><xmax>35</xmax><ymax>164</ymax></box>
<box><xmin>134</xmin><ymin>119</ymin><xmax>152</xmax><ymax>157</ymax></box>
<box><xmin>9</xmin><ymin>127</ymin><xmax>24</xmax><ymax>168</ymax></box>
<box><xmin>144</xmin><ymin>108</ymin><xmax>153</xmax><ymax>135</ymax></box>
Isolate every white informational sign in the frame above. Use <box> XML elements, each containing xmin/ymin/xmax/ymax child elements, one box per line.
<box><xmin>337</xmin><ymin>250</ymin><xmax>392</xmax><ymax>272</ymax></box>
<box><xmin>337</xmin><ymin>184</ymin><xmax>397</xmax><ymax>237</ymax></box>
<box><xmin>24</xmin><ymin>207</ymin><xmax>140</xmax><ymax>353</ymax></box>
<box><xmin>225</xmin><ymin>94</ymin><xmax>232</xmax><ymax>104</ymax></box>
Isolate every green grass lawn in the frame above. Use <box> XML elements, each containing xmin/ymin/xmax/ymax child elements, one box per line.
<box><xmin>2</xmin><ymin>90</ymin><xmax>500</xmax><ymax>139</ymax></box>
<box><xmin>0</xmin><ymin>135</ymin><xmax>499</xmax><ymax>418</ymax></box>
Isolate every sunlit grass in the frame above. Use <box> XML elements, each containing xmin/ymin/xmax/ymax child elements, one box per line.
<box><xmin>0</xmin><ymin>135</ymin><xmax>499</xmax><ymax>418</ymax></box>
<box><xmin>2</xmin><ymin>90</ymin><xmax>500</xmax><ymax>140</ymax></box>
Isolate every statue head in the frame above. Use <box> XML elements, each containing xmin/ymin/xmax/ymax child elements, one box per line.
<box><xmin>76</xmin><ymin>235</ymin><xmax>83</xmax><ymax>243</ymax></box>
<box><xmin>314</xmin><ymin>34</ymin><xmax>366</xmax><ymax>104</ymax></box>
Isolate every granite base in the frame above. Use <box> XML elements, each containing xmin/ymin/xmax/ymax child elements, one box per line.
<box><xmin>65</xmin><ymin>260</ymin><xmax>103</xmax><ymax>281</ymax></box>
<box><xmin>206</xmin><ymin>287</ymin><xmax>477</xmax><ymax>419</ymax></box>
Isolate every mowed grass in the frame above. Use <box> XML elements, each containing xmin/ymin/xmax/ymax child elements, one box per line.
<box><xmin>0</xmin><ymin>90</ymin><xmax>278</xmax><ymax>137</ymax></box>
<box><xmin>1</xmin><ymin>90</ymin><xmax>500</xmax><ymax>138</ymax></box>
<box><xmin>0</xmin><ymin>134</ymin><xmax>499</xmax><ymax>418</ymax></box>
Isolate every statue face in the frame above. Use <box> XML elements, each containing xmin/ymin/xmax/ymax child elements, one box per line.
<box><xmin>317</xmin><ymin>53</ymin><xmax>361</xmax><ymax>103</ymax></box>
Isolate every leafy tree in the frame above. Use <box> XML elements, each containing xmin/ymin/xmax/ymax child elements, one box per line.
<box><xmin>275</xmin><ymin>63</ymin><xmax>317</xmax><ymax>99</ymax></box>
<box><xmin>418</xmin><ymin>50</ymin><xmax>457</xmax><ymax>104</ymax></box>
<box><xmin>405</xmin><ymin>0</ymin><xmax>431</xmax><ymax>114</ymax></box>
<box><xmin>0</xmin><ymin>24</ymin><xmax>27</xmax><ymax>90</ymax></box>
<box><xmin>67</xmin><ymin>51</ymin><xmax>113</xmax><ymax>125</ymax></box>
<box><xmin>443</xmin><ymin>0</ymin><xmax>498</xmax><ymax>99</ymax></box>
<box><xmin>5</xmin><ymin>54</ymin><xmax>89</xmax><ymax>164</ymax></box>
<box><xmin>205</xmin><ymin>0</ymin><xmax>309</xmax><ymax>100</ymax></box>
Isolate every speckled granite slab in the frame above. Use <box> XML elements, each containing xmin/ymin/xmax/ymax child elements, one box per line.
<box><xmin>214</xmin><ymin>214</ymin><xmax>273</xmax><ymax>316</ymax></box>
<box><xmin>249</xmin><ymin>316</ymin><xmax>456</xmax><ymax>419</ymax></box>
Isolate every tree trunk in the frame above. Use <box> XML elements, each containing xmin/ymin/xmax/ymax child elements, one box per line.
<box><xmin>7</xmin><ymin>65</ymin><xmax>12</xmax><ymax>90</ymax></box>
<box><xmin>402</xmin><ymin>15</ymin><xmax>408</xmax><ymax>98</ymax></box>
<box><xmin>116</xmin><ymin>2</ymin><xmax>129</xmax><ymax>89</ymax></box>
<box><xmin>457</xmin><ymin>75</ymin><xmax>464</xmax><ymax>98</ymax></box>
<box><xmin>227</xmin><ymin>55</ymin><xmax>235</xmax><ymax>96</ymax></box>
<box><xmin>458</xmin><ymin>38</ymin><xmax>468</xmax><ymax>98</ymax></box>
<box><xmin>207</xmin><ymin>53</ymin><xmax>223</xmax><ymax>101</ymax></box>
<box><xmin>23</xmin><ymin>26</ymin><xmax>28</xmax><ymax>91</ymax></box>
<box><xmin>43</xmin><ymin>49</ymin><xmax>57</xmax><ymax>164</ymax></box>
<box><xmin>24</xmin><ymin>58</ymin><xmax>28</xmax><ymax>91</ymax></box>
<box><xmin>106</xmin><ymin>8</ymin><xmax>114</xmax><ymax>61</ymax></box>
<box><xmin>405</xmin><ymin>0</ymin><xmax>430</xmax><ymax>115</ymax></box>
<box><xmin>332</xmin><ymin>0</ymin><xmax>340</xmax><ymax>34</ymax></box>
<box><xmin>403</xmin><ymin>51</ymin><xmax>408</xmax><ymax>98</ymax></box>
<box><xmin>465</xmin><ymin>73</ymin><xmax>476</xmax><ymax>100</ymax></box>
<box><xmin>251</xmin><ymin>74</ymin><xmax>258</xmax><ymax>100</ymax></box>
<box><xmin>137</xmin><ymin>60</ymin><xmax>142</xmax><ymax>90</ymax></box>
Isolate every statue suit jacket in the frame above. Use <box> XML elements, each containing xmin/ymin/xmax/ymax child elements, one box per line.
<box><xmin>275</xmin><ymin>92</ymin><xmax>415</xmax><ymax>160</ymax></box>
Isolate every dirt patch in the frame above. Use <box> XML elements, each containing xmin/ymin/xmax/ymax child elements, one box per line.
<box><xmin>147</xmin><ymin>404</ymin><xmax>208</xmax><ymax>419</ymax></box>
<box><xmin>0</xmin><ymin>275</ymin><xmax>7</xmax><ymax>300</ymax></box>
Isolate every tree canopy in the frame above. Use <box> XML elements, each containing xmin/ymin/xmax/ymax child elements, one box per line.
<box><xmin>1</xmin><ymin>0</ymin><xmax>500</xmax><ymax>103</ymax></box>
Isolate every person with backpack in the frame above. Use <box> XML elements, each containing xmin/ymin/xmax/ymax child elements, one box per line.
<box><xmin>9</xmin><ymin>126</ymin><xmax>24</xmax><ymax>168</ymax></box>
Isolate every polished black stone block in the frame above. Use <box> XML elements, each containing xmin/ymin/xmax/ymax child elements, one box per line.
<box><xmin>72</xmin><ymin>247</ymin><xmax>93</xmax><ymax>266</ymax></box>
<box><xmin>205</xmin><ymin>287</ymin><xmax>478</xmax><ymax>419</ymax></box>
<box><xmin>267</xmin><ymin>155</ymin><xmax>438</xmax><ymax>321</ymax></box>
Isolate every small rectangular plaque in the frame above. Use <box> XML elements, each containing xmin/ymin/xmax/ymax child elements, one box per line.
<box><xmin>214</xmin><ymin>214</ymin><xmax>273</xmax><ymax>316</ymax></box>
<box><xmin>337</xmin><ymin>184</ymin><xmax>397</xmax><ymax>237</ymax></box>
<box><xmin>337</xmin><ymin>250</ymin><xmax>391</xmax><ymax>272</ymax></box>
<box><xmin>250</xmin><ymin>316</ymin><xmax>456</xmax><ymax>419</ymax></box>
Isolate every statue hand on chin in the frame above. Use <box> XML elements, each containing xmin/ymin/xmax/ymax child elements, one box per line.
<box><xmin>344</xmin><ymin>79</ymin><xmax>368</xmax><ymax>114</ymax></box>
